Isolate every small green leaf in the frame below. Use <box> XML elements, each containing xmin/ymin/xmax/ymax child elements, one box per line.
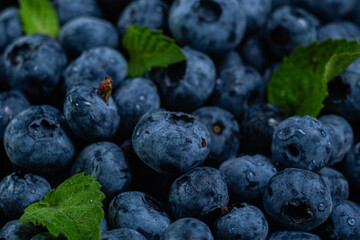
<box><xmin>19</xmin><ymin>0</ymin><xmax>60</xmax><ymax>38</ymax></box>
<box><xmin>268</xmin><ymin>39</ymin><xmax>360</xmax><ymax>117</ymax></box>
<box><xmin>19</xmin><ymin>173</ymin><xmax>105</xmax><ymax>240</ymax></box>
<box><xmin>122</xmin><ymin>25</ymin><xmax>186</xmax><ymax>77</ymax></box>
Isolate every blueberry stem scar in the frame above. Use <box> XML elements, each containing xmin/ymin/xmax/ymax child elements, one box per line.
<box><xmin>98</xmin><ymin>76</ymin><xmax>113</xmax><ymax>104</ymax></box>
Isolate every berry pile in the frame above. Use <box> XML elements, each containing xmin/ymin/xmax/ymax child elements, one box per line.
<box><xmin>0</xmin><ymin>0</ymin><xmax>360</xmax><ymax>239</ymax></box>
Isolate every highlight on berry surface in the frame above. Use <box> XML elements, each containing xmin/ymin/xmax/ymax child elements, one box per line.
<box><xmin>98</xmin><ymin>76</ymin><xmax>113</xmax><ymax>104</ymax></box>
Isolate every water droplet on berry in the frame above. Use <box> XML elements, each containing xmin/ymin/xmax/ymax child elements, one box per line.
<box><xmin>30</xmin><ymin>189</ymin><xmax>35</xmax><ymax>194</ymax></box>
<box><xmin>257</xmin><ymin>162</ymin><xmax>264</xmax><ymax>166</ymax></box>
<box><xmin>267</xmin><ymin>118</ymin><xmax>278</xmax><ymax>127</ymax></box>
<box><xmin>318</xmin><ymin>203</ymin><xmax>325</xmax><ymax>211</ymax></box>
<box><xmin>320</xmin><ymin>129</ymin><xmax>327</xmax><ymax>137</ymax></box>
<box><xmin>278</xmin><ymin>128</ymin><xmax>292</xmax><ymax>139</ymax></box>
<box><xmin>347</xmin><ymin>217</ymin><xmax>356</xmax><ymax>226</ymax></box>
<box><xmin>246</xmin><ymin>171</ymin><xmax>255</xmax><ymax>181</ymax></box>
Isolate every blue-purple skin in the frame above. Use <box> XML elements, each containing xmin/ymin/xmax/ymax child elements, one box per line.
<box><xmin>350</xmin><ymin>0</ymin><xmax>360</xmax><ymax>27</ymax></box>
<box><xmin>3</xmin><ymin>105</ymin><xmax>75</xmax><ymax>174</ymax></box>
<box><xmin>318</xmin><ymin>21</ymin><xmax>360</xmax><ymax>42</ymax></box>
<box><xmin>219</xmin><ymin>155</ymin><xmax>277</xmax><ymax>204</ymax></box>
<box><xmin>241</xmin><ymin>33</ymin><xmax>271</xmax><ymax>73</ymax></box>
<box><xmin>63</xmin><ymin>46</ymin><xmax>128</xmax><ymax>91</ymax></box>
<box><xmin>343</xmin><ymin>142</ymin><xmax>360</xmax><ymax>190</ymax></box>
<box><xmin>263</xmin><ymin>168</ymin><xmax>332</xmax><ymax>231</ymax></box>
<box><xmin>0</xmin><ymin>7</ymin><xmax>22</xmax><ymax>51</ymax></box>
<box><xmin>0</xmin><ymin>172</ymin><xmax>51</xmax><ymax>218</ymax></box>
<box><xmin>323</xmin><ymin>71</ymin><xmax>360</xmax><ymax>123</ymax></box>
<box><xmin>108</xmin><ymin>191</ymin><xmax>171</xmax><ymax>240</ymax></box>
<box><xmin>318</xmin><ymin>167</ymin><xmax>349</xmax><ymax>201</ymax></box>
<box><xmin>241</xmin><ymin>103</ymin><xmax>287</xmax><ymax>156</ymax></box>
<box><xmin>300</xmin><ymin>0</ymin><xmax>356</xmax><ymax>22</ymax></box>
<box><xmin>63</xmin><ymin>84</ymin><xmax>120</xmax><ymax>142</ymax></box>
<box><xmin>100</xmin><ymin>217</ymin><xmax>108</xmax><ymax>233</ymax></box>
<box><xmin>31</xmin><ymin>233</ymin><xmax>66</xmax><ymax>240</ymax></box>
<box><xmin>192</xmin><ymin>106</ymin><xmax>240</xmax><ymax>167</ymax></box>
<box><xmin>319</xmin><ymin>114</ymin><xmax>353</xmax><ymax>166</ymax></box>
<box><xmin>132</xmin><ymin>110</ymin><xmax>211</xmax><ymax>174</ymax></box>
<box><xmin>161</xmin><ymin>218</ymin><xmax>214</xmax><ymax>240</ymax></box>
<box><xmin>263</xmin><ymin>6</ymin><xmax>319</xmax><ymax>59</ymax></box>
<box><xmin>168</xmin><ymin>0</ymin><xmax>246</xmax><ymax>54</ymax></box>
<box><xmin>114</xmin><ymin>78</ymin><xmax>160</xmax><ymax>138</ymax></box>
<box><xmin>212</xmin><ymin>65</ymin><xmax>265</xmax><ymax>118</ymax></box>
<box><xmin>53</xmin><ymin>0</ymin><xmax>102</xmax><ymax>25</ymax></box>
<box><xmin>317</xmin><ymin>200</ymin><xmax>360</xmax><ymax>240</ymax></box>
<box><xmin>117</xmin><ymin>0</ymin><xmax>168</xmax><ymax>36</ymax></box>
<box><xmin>0</xmin><ymin>220</ymin><xmax>41</xmax><ymax>240</ymax></box>
<box><xmin>237</xmin><ymin>0</ymin><xmax>272</xmax><ymax>35</ymax></box>
<box><xmin>267</xmin><ymin>231</ymin><xmax>321</xmax><ymax>240</ymax></box>
<box><xmin>58</xmin><ymin>17</ymin><xmax>118</xmax><ymax>59</ymax></box>
<box><xmin>101</xmin><ymin>228</ymin><xmax>146</xmax><ymax>240</ymax></box>
<box><xmin>153</xmin><ymin>47</ymin><xmax>216</xmax><ymax>112</ymax></box>
<box><xmin>168</xmin><ymin>167</ymin><xmax>229</xmax><ymax>220</ymax></box>
<box><xmin>71</xmin><ymin>141</ymin><xmax>131</xmax><ymax>197</ymax></box>
<box><xmin>271</xmin><ymin>116</ymin><xmax>332</xmax><ymax>171</ymax></box>
<box><xmin>214</xmin><ymin>50</ymin><xmax>243</xmax><ymax>73</ymax></box>
<box><xmin>2</xmin><ymin>34</ymin><xmax>67</xmax><ymax>98</ymax></box>
<box><xmin>214</xmin><ymin>203</ymin><xmax>268</xmax><ymax>240</ymax></box>
<box><xmin>0</xmin><ymin>90</ymin><xmax>30</xmax><ymax>141</ymax></box>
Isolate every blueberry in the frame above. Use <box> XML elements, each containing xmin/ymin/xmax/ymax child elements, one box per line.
<box><xmin>2</xmin><ymin>34</ymin><xmax>67</xmax><ymax>98</ymax></box>
<box><xmin>0</xmin><ymin>220</ymin><xmax>41</xmax><ymax>240</ymax></box>
<box><xmin>0</xmin><ymin>90</ymin><xmax>30</xmax><ymax>141</ymax></box>
<box><xmin>301</xmin><ymin>0</ymin><xmax>356</xmax><ymax>22</ymax></box>
<box><xmin>168</xmin><ymin>0</ymin><xmax>246</xmax><ymax>54</ymax></box>
<box><xmin>0</xmin><ymin>172</ymin><xmax>51</xmax><ymax>218</ymax></box>
<box><xmin>271</xmin><ymin>115</ymin><xmax>332</xmax><ymax>171</ymax></box>
<box><xmin>212</xmin><ymin>65</ymin><xmax>265</xmax><ymax>118</ymax></box>
<box><xmin>108</xmin><ymin>191</ymin><xmax>171</xmax><ymax>240</ymax></box>
<box><xmin>63</xmin><ymin>82</ymin><xmax>120</xmax><ymax>141</ymax></box>
<box><xmin>237</xmin><ymin>0</ymin><xmax>272</xmax><ymax>35</ymax></box>
<box><xmin>31</xmin><ymin>232</ymin><xmax>66</xmax><ymax>240</ymax></box>
<box><xmin>263</xmin><ymin>168</ymin><xmax>332</xmax><ymax>231</ymax></box>
<box><xmin>113</xmin><ymin>77</ymin><xmax>160</xmax><ymax>138</ymax></box>
<box><xmin>214</xmin><ymin>50</ymin><xmax>243</xmax><ymax>73</ymax></box>
<box><xmin>343</xmin><ymin>142</ymin><xmax>360</xmax><ymax>190</ymax></box>
<box><xmin>267</xmin><ymin>231</ymin><xmax>321</xmax><ymax>240</ymax></box>
<box><xmin>318</xmin><ymin>21</ymin><xmax>360</xmax><ymax>42</ymax></box>
<box><xmin>168</xmin><ymin>166</ymin><xmax>229</xmax><ymax>219</ymax></box>
<box><xmin>59</xmin><ymin>17</ymin><xmax>118</xmax><ymax>58</ymax></box>
<box><xmin>318</xmin><ymin>167</ymin><xmax>349</xmax><ymax>201</ymax></box>
<box><xmin>263</xmin><ymin>5</ymin><xmax>319</xmax><ymax>58</ymax></box>
<box><xmin>4</xmin><ymin>105</ymin><xmax>75</xmax><ymax>174</ymax></box>
<box><xmin>101</xmin><ymin>228</ymin><xmax>146</xmax><ymax>240</ymax></box>
<box><xmin>317</xmin><ymin>200</ymin><xmax>360</xmax><ymax>240</ymax></box>
<box><xmin>319</xmin><ymin>114</ymin><xmax>353</xmax><ymax>166</ymax></box>
<box><xmin>241</xmin><ymin>33</ymin><xmax>271</xmax><ymax>73</ymax></box>
<box><xmin>323</xmin><ymin>70</ymin><xmax>360</xmax><ymax>123</ymax></box>
<box><xmin>0</xmin><ymin>7</ymin><xmax>22</xmax><ymax>51</ymax></box>
<box><xmin>192</xmin><ymin>106</ymin><xmax>240</xmax><ymax>166</ymax></box>
<box><xmin>100</xmin><ymin>217</ymin><xmax>108</xmax><ymax>233</ymax></box>
<box><xmin>219</xmin><ymin>154</ymin><xmax>277</xmax><ymax>204</ymax></box>
<box><xmin>132</xmin><ymin>110</ymin><xmax>211</xmax><ymax>174</ymax></box>
<box><xmin>153</xmin><ymin>47</ymin><xmax>216</xmax><ymax>112</ymax></box>
<box><xmin>71</xmin><ymin>141</ymin><xmax>131</xmax><ymax>197</ymax></box>
<box><xmin>161</xmin><ymin>218</ymin><xmax>213</xmax><ymax>240</ymax></box>
<box><xmin>63</xmin><ymin>46</ymin><xmax>128</xmax><ymax>91</ymax></box>
<box><xmin>241</xmin><ymin>103</ymin><xmax>287</xmax><ymax>156</ymax></box>
<box><xmin>117</xmin><ymin>0</ymin><xmax>168</xmax><ymax>36</ymax></box>
<box><xmin>53</xmin><ymin>0</ymin><xmax>102</xmax><ymax>25</ymax></box>
<box><xmin>213</xmin><ymin>203</ymin><xmax>269</xmax><ymax>240</ymax></box>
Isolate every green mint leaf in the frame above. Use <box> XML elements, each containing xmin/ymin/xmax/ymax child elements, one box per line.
<box><xmin>267</xmin><ymin>39</ymin><xmax>360</xmax><ymax>117</ymax></box>
<box><xmin>19</xmin><ymin>173</ymin><xmax>105</xmax><ymax>240</ymax></box>
<box><xmin>122</xmin><ymin>25</ymin><xmax>186</xmax><ymax>77</ymax></box>
<box><xmin>19</xmin><ymin>0</ymin><xmax>60</xmax><ymax>38</ymax></box>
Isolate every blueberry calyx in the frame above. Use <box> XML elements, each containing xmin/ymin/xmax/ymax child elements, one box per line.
<box><xmin>284</xmin><ymin>201</ymin><xmax>314</xmax><ymax>225</ymax></box>
<box><xmin>97</xmin><ymin>76</ymin><xmax>113</xmax><ymax>104</ymax></box>
<box><xmin>28</xmin><ymin>118</ymin><xmax>59</xmax><ymax>139</ymax></box>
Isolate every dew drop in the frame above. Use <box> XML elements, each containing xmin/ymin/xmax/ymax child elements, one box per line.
<box><xmin>277</xmin><ymin>127</ymin><xmax>292</xmax><ymax>139</ymax></box>
<box><xmin>268</xmin><ymin>118</ymin><xmax>278</xmax><ymax>127</ymax></box>
<box><xmin>320</xmin><ymin>129</ymin><xmax>327</xmax><ymax>137</ymax></box>
<box><xmin>347</xmin><ymin>217</ymin><xmax>356</xmax><ymax>226</ymax></box>
<box><xmin>318</xmin><ymin>203</ymin><xmax>325</xmax><ymax>211</ymax></box>
<box><xmin>30</xmin><ymin>189</ymin><xmax>35</xmax><ymax>194</ymax></box>
<box><xmin>246</xmin><ymin>171</ymin><xmax>255</xmax><ymax>181</ymax></box>
<box><xmin>257</xmin><ymin>162</ymin><xmax>264</xmax><ymax>166</ymax></box>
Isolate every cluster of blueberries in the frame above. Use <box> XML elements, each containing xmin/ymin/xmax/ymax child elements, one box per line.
<box><xmin>0</xmin><ymin>0</ymin><xmax>360</xmax><ymax>239</ymax></box>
